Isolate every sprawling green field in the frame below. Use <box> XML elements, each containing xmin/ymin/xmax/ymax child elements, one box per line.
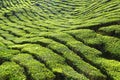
<box><xmin>0</xmin><ymin>0</ymin><xmax>120</xmax><ymax>80</ymax></box>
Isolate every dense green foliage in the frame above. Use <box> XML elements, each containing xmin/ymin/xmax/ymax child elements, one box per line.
<box><xmin>0</xmin><ymin>0</ymin><xmax>120</xmax><ymax>80</ymax></box>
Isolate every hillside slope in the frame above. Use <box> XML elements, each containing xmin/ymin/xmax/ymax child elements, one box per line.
<box><xmin>0</xmin><ymin>0</ymin><xmax>120</xmax><ymax>80</ymax></box>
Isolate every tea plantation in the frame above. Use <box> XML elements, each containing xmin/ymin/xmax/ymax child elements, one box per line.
<box><xmin>0</xmin><ymin>0</ymin><xmax>120</xmax><ymax>80</ymax></box>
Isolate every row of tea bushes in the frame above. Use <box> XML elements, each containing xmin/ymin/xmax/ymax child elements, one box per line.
<box><xmin>9</xmin><ymin>36</ymin><xmax>106</xmax><ymax>80</ymax></box>
<box><xmin>12</xmin><ymin>54</ymin><xmax>55</xmax><ymax>80</ymax></box>
<box><xmin>0</xmin><ymin>62</ymin><xmax>26</xmax><ymax>80</ymax></box>
<box><xmin>10</xmin><ymin>43</ymin><xmax>88</xmax><ymax>80</ymax></box>
<box><xmin>37</xmin><ymin>32</ymin><xmax>120</xmax><ymax>80</ymax></box>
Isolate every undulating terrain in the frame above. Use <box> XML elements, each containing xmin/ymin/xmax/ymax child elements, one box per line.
<box><xmin>0</xmin><ymin>0</ymin><xmax>120</xmax><ymax>80</ymax></box>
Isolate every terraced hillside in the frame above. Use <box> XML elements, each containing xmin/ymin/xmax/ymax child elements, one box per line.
<box><xmin>0</xmin><ymin>0</ymin><xmax>120</xmax><ymax>80</ymax></box>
